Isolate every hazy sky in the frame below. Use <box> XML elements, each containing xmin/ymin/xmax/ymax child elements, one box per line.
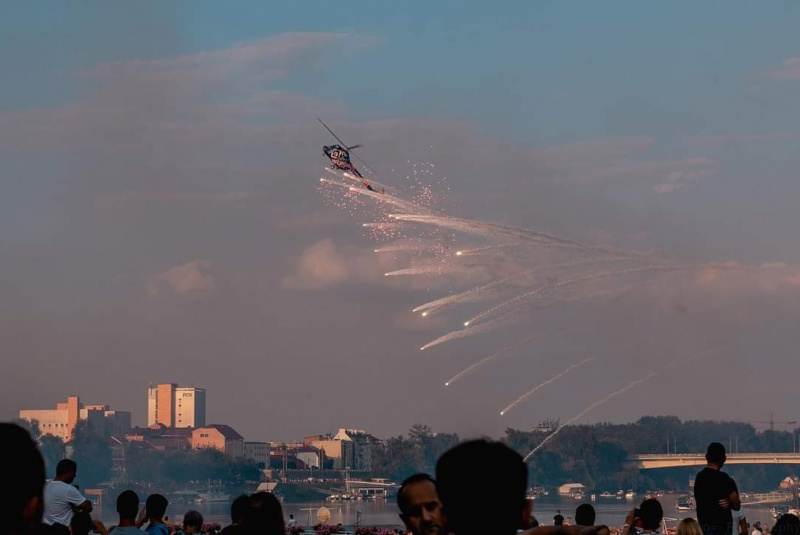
<box><xmin>2</xmin><ymin>2</ymin><xmax>800</xmax><ymax>442</ymax></box>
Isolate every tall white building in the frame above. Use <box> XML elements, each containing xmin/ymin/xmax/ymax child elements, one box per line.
<box><xmin>147</xmin><ymin>383</ymin><xmax>206</xmax><ymax>428</ymax></box>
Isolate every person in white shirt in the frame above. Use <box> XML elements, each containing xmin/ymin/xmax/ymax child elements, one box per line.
<box><xmin>43</xmin><ymin>459</ymin><xmax>92</xmax><ymax>526</ymax></box>
<box><xmin>732</xmin><ymin>508</ymin><xmax>747</xmax><ymax>535</ymax></box>
<box><xmin>286</xmin><ymin>515</ymin><xmax>298</xmax><ymax>528</ymax></box>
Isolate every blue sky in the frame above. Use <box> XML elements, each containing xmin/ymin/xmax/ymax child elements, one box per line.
<box><xmin>2</xmin><ymin>2</ymin><xmax>800</xmax><ymax>440</ymax></box>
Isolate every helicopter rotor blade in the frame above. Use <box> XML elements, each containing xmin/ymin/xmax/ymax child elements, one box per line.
<box><xmin>317</xmin><ymin>118</ymin><xmax>350</xmax><ymax>148</ymax></box>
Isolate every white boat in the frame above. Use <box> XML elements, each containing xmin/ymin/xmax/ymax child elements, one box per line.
<box><xmin>195</xmin><ymin>489</ymin><xmax>230</xmax><ymax>503</ymax></box>
<box><xmin>676</xmin><ymin>496</ymin><xmax>693</xmax><ymax>511</ymax></box>
<box><xmin>600</xmin><ymin>492</ymin><xmax>615</xmax><ymax>498</ymax></box>
<box><xmin>625</xmin><ymin>490</ymin><xmax>635</xmax><ymax>499</ymax></box>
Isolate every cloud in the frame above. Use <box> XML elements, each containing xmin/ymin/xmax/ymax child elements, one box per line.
<box><xmin>689</xmin><ymin>132</ymin><xmax>795</xmax><ymax>144</ymax></box>
<box><xmin>87</xmin><ymin>32</ymin><xmax>377</xmax><ymax>93</ymax></box>
<box><xmin>767</xmin><ymin>57</ymin><xmax>800</xmax><ymax>79</ymax></box>
<box><xmin>282</xmin><ymin>239</ymin><xmax>383</xmax><ymax>290</ymax></box>
<box><xmin>147</xmin><ymin>261</ymin><xmax>215</xmax><ymax>298</ymax></box>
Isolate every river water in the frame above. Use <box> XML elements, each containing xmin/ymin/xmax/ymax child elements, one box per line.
<box><xmin>100</xmin><ymin>493</ymin><xmax>785</xmax><ymax>530</ymax></box>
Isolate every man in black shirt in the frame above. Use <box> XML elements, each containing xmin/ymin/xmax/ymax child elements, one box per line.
<box><xmin>694</xmin><ymin>443</ymin><xmax>741</xmax><ymax>535</ymax></box>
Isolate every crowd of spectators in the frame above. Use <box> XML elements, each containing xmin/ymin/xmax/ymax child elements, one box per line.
<box><xmin>5</xmin><ymin>422</ymin><xmax>799</xmax><ymax>535</ymax></box>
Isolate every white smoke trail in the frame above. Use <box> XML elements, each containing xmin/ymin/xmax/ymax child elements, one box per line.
<box><xmin>319</xmin><ymin>177</ymin><xmax>433</xmax><ymax>215</ymax></box>
<box><xmin>422</xmin><ymin>282</ymin><xmax>644</xmax><ymax>350</ymax></box>
<box><xmin>385</xmin><ymin>265</ymin><xmax>473</xmax><ymax>277</ymax></box>
<box><xmin>456</xmin><ymin>243</ymin><xmax>523</xmax><ymax>257</ymax></box>
<box><xmin>413</xmin><ymin>278</ymin><xmax>510</xmax><ymax>314</ymax></box>
<box><xmin>391</xmin><ymin>214</ymin><xmax>586</xmax><ymax>247</ymax></box>
<box><xmin>323</xmin><ymin>167</ymin><xmax>398</xmax><ymax>197</ymax></box>
<box><xmin>347</xmin><ymin>187</ymin><xmax>433</xmax><ymax>215</ymax></box>
<box><xmin>465</xmin><ymin>265</ymin><xmax>688</xmax><ymax>327</ymax></box>
<box><xmin>363</xmin><ymin>222</ymin><xmax>404</xmax><ymax>230</ymax></box>
<box><xmin>390</xmin><ymin>214</ymin><xmax>653</xmax><ymax>258</ymax></box>
<box><xmin>412</xmin><ymin>257</ymin><xmax>634</xmax><ymax>316</ymax></box>
<box><xmin>500</xmin><ymin>357</ymin><xmax>595</xmax><ymax>416</ymax></box>
<box><xmin>374</xmin><ymin>243</ymin><xmax>422</xmax><ymax>253</ymax></box>
<box><xmin>444</xmin><ymin>333</ymin><xmax>548</xmax><ymax>386</ymax></box>
<box><xmin>523</xmin><ymin>372</ymin><xmax>658</xmax><ymax>461</ymax></box>
<box><xmin>522</xmin><ymin>342</ymin><xmax>732</xmax><ymax>460</ymax></box>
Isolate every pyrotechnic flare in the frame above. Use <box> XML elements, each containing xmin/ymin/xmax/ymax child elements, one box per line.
<box><xmin>522</xmin><ymin>342</ymin><xmax>731</xmax><ymax>460</ymax></box>
<box><xmin>444</xmin><ymin>333</ymin><xmax>547</xmax><ymax>387</ymax></box>
<box><xmin>385</xmin><ymin>265</ymin><xmax>473</xmax><ymax>277</ymax></box>
<box><xmin>466</xmin><ymin>265</ymin><xmax>689</xmax><ymax>327</ymax></box>
<box><xmin>523</xmin><ymin>372</ymin><xmax>658</xmax><ymax>461</ymax></box>
<box><xmin>455</xmin><ymin>243</ymin><xmax>523</xmax><ymax>257</ymax></box>
<box><xmin>500</xmin><ymin>357</ymin><xmax>594</xmax><ymax>415</ymax></box>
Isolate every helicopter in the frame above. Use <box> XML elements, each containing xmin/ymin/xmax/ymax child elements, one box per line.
<box><xmin>318</xmin><ymin>119</ymin><xmax>381</xmax><ymax>193</ymax></box>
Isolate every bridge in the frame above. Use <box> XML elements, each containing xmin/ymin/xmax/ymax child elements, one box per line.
<box><xmin>629</xmin><ymin>453</ymin><xmax>800</xmax><ymax>469</ymax></box>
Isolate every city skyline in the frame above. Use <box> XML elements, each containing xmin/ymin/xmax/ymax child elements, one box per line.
<box><xmin>3</xmin><ymin>2</ymin><xmax>800</xmax><ymax>441</ymax></box>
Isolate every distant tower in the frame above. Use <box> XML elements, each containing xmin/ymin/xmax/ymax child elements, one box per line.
<box><xmin>148</xmin><ymin>383</ymin><xmax>205</xmax><ymax>428</ymax></box>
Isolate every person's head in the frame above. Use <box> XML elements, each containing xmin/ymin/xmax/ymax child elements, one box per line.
<box><xmin>706</xmin><ymin>442</ymin><xmax>727</xmax><ymax>467</ymax></box>
<box><xmin>289</xmin><ymin>515</ymin><xmax>294</xmax><ymax>520</ymax></box>
<box><xmin>639</xmin><ymin>499</ymin><xmax>663</xmax><ymax>532</ymax></box>
<box><xmin>2</xmin><ymin>423</ymin><xmax>46</xmax><ymax>532</ymax></box>
<box><xmin>231</xmin><ymin>495</ymin><xmax>248</xmax><ymax>525</ymax></box>
<box><xmin>772</xmin><ymin>514</ymin><xmax>800</xmax><ymax>535</ymax></box>
<box><xmin>55</xmin><ymin>459</ymin><xmax>78</xmax><ymax>483</ymax></box>
<box><xmin>183</xmin><ymin>511</ymin><xmax>204</xmax><ymax>534</ymax></box>
<box><xmin>436</xmin><ymin>440</ymin><xmax>528</xmax><ymax>535</ymax></box>
<box><xmin>117</xmin><ymin>490</ymin><xmax>140</xmax><ymax>523</ymax></box>
<box><xmin>677</xmin><ymin>518</ymin><xmax>702</xmax><ymax>535</ymax></box>
<box><xmin>145</xmin><ymin>494</ymin><xmax>169</xmax><ymax>522</ymax></box>
<box><xmin>397</xmin><ymin>474</ymin><xmax>445</xmax><ymax>535</ymax></box>
<box><xmin>244</xmin><ymin>492</ymin><xmax>284</xmax><ymax>535</ymax></box>
<box><xmin>575</xmin><ymin>504</ymin><xmax>596</xmax><ymax>526</ymax></box>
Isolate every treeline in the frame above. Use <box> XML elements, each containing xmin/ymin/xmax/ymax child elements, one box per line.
<box><xmin>371</xmin><ymin>417</ymin><xmax>800</xmax><ymax>492</ymax></box>
<box><xmin>15</xmin><ymin>418</ymin><xmax>259</xmax><ymax>489</ymax></box>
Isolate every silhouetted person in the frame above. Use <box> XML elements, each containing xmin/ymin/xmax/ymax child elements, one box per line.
<box><xmin>436</xmin><ymin>440</ymin><xmax>609</xmax><ymax>535</ymax></box>
<box><xmin>136</xmin><ymin>494</ymin><xmax>169</xmax><ymax>535</ymax></box>
<box><xmin>397</xmin><ymin>474</ymin><xmax>446</xmax><ymax>535</ymax></box>
<box><xmin>3</xmin><ymin>422</ymin><xmax>50</xmax><ymax>535</ymax></box>
<box><xmin>576</xmin><ymin>505</ymin><xmax>596</xmax><ymax>527</ymax></box>
<box><xmin>771</xmin><ymin>514</ymin><xmax>800</xmax><ymax>535</ymax></box>
<box><xmin>554</xmin><ymin>511</ymin><xmax>564</xmax><ymax>526</ymax></box>
<box><xmin>621</xmin><ymin>499</ymin><xmax>663</xmax><ymax>535</ymax></box>
<box><xmin>695</xmin><ymin>443</ymin><xmax>740</xmax><ymax>535</ymax></box>
<box><xmin>220</xmin><ymin>495</ymin><xmax>248</xmax><ymax>535</ymax></box>
<box><xmin>43</xmin><ymin>459</ymin><xmax>92</xmax><ymax>527</ymax></box>
<box><xmin>181</xmin><ymin>511</ymin><xmax>204</xmax><ymax>535</ymax></box>
<box><xmin>109</xmin><ymin>491</ymin><xmax>140</xmax><ymax>535</ymax></box>
<box><xmin>71</xmin><ymin>511</ymin><xmax>106</xmax><ymax>535</ymax></box>
<box><xmin>244</xmin><ymin>492</ymin><xmax>284</xmax><ymax>535</ymax></box>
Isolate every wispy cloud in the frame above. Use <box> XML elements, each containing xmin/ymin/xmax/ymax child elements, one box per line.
<box><xmin>282</xmin><ymin>239</ymin><xmax>382</xmax><ymax>291</ymax></box>
<box><xmin>689</xmin><ymin>132</ymin><xmax>795</xmax><ymax>144</ymax></box>
<box><xmin>147</xmin><ymin>261</ymin><xmax>216</xmax><ymax>298</ymax></box>
<box><xmin>767</xmin><ymin>57</ymin><xmax>800</xmax><ymax>79</ymax></box>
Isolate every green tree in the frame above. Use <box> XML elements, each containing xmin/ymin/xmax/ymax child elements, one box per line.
<box><xmin>70</xmin><ymin>420</ymin><xmax>112</xmax><ymax>488</ymax></box>
<box><xmin>40</xmin><ymin>434</ymin><xmax>66</xmax><ymax>476</ymax></box>
<box><xmin>12</xmin><ymin>418</ymin><xmax>41</xmax><ymax>439</ymax></box>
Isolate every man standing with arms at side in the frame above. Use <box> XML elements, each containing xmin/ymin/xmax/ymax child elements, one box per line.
<box><xmin>43</xmin><ymin>460</ymin><xmax>92</xmax><ymax>527</ymax></box>
<box><xmin>694</xmin><ymin>442</ymin><xmax>741</xmax><ymax>535</ymax></box>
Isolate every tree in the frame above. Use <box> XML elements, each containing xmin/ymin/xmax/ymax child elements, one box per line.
<box><xmin>12</xmin><ymin>418</ymin><xmax>40</xmax><ymax>439</ymax></box>
<box><xmin>70</xmin><ymin>420</ymin><xmax>112</xmax><ymax>488</ymax></box>
<box><xmin>40</xmin><ymin>434</ymin><xmax>66</xmax><ymax>476</ymax></box>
